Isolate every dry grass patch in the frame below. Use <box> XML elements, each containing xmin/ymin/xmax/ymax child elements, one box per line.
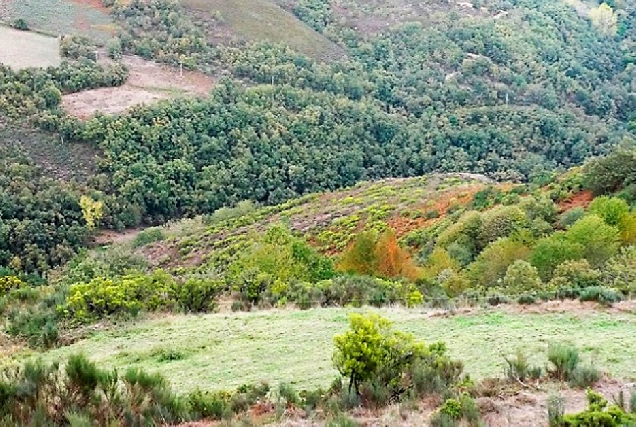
<box><xmin>0</xmin><ymin>25</ymin><xmax>61</xmax><ymax>69</ymax></box>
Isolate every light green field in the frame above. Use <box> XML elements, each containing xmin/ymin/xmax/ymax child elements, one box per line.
<box><xmin>34</xmin><ymin>307</ymin><xmax>636</xmax><ymax>394</ymax></box>
<box><xmin>0</xmin><ymin>26</ymin><xmax>61</xmax><ymax>69</ymax></box>
<box><xmin>4</xmin><ymin>0</ymin><xmax>114</xmax><ymax>43</ymax></box>
<box><xmin>183</xmin><ymin>0</ymin><xmax>344</xmax><ymax>61</ymax></box>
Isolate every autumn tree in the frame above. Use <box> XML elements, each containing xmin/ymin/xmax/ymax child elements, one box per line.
<box><xmin>589</xmin><ymin>3</ymin><xmax>618</xmax><ymax>36</ymax></box>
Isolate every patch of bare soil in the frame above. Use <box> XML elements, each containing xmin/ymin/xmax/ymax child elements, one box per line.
<box><xmin>62</xmin><ymin>55</ymin><xmax>215</xmax><ymax>119</ymax></box>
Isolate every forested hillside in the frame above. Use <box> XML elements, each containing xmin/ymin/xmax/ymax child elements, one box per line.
<box><xmin>0</xmin><ymin>0</ymin><xmax>634</xmax><ymax>273</ymax></box>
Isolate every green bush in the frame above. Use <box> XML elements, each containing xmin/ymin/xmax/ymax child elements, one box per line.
<box><xmin>588</xmin><ymin>196</ymin><xmax>630</xmax><ymax>227</ymax></box>
<box><xmin>332</xmin><ymin>313</ymin><xmax>462</xmax><ymax>404</ymax></box>
<box><xmin>531</xmin><ymin>232</ymin><xmax>584</xmax><ymax>280</ymax></box>
<box><xmin>173</xmin><ymin>278</ymin><xmax>223</xmax><ymax>312</ymax></box>
<box><xmin>131</xmin><ymin>228</ymin><xmax>165</xmax><ymax>248</ymax></box>
<box><xmin>566</xmin><ymin>215</ymin><xmax>620</xmax><ymax>267</ymax></box>
<box><xmin>549</xmin><ymin>259</ymin><xmax>602</xmax><ymax>290</ymax></box>
<box><xmin>578</xmin><ymin>286</ymin><xmax>623</xmax><ymax>305</ymax></box>
<box><xmin>505</xmin><ymin>349</ymin><xmax>542</xmax><ymax>382</ymax></box>
<box><xmin>548</xmin><ymin>343</ymin><xmax>579</xmax><ymax>381</ymax></box>
<box><xmin>502</xmin><ymin>260</ymin><xmax>543</xmax><ymax>295</ymax></box>
<box><xmin>0</xmin><ymin>354</ymin><xmax>187</xmax><ymax>425</ymax></box>
<box><xmin>187</xmin><ymin>390</ymin><xmax>232</xmax><ymax>420</ymax></box>
<box><xmin>561</xmin><ymin>389</ymin><xmax>636</xmax><ymax>426</ymax></box>
<box><xmin>568</xmin><ymin>365</ymin><xmax>600</xmax><ymax>388</ymax></box>
<box><xmin>602</xmin><ymin>246</ymin><xmax>636</xmax><ymax>294</ymax></box>
<box><xmin>557</xmin><ymin>207</ymin><xmax>586</xmax><ymax>229</ymax></box>
<box><xmin>63</xmin><ymin>270</ymin><xmax>180</xmax><ymax>322</ymax></box>
<box><xmin>548</xmin><ymin>394</ymin><xmax>566</xmax><ymax>427</ymax></box>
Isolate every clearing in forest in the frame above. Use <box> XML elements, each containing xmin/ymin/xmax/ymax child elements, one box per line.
<box><xmin>183</xmin><ymin>0</ymin><xmax>345</xmax><ymax>61</ymax></box>
<box><xmin>2</xmin><ymin>0</ymin><xmax>115</xmax><ymax>42</ymax></box>
<box><xmin>62</xmin><ymin>55</ymin><xmax>216</xmax><ymax>119</ymax></box>
<box><xmin>0</xmin><ymin>26</ymin><xmax>61</xmax><ymax>69</ymax></box>
<box><xmin>34</xmin><ymin>303</ymin><xmax>636</xmax><ymax>394</ymax></box>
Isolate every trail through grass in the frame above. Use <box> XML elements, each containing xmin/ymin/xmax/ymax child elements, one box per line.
<box><xmin>35</xmin><ymin>307</ymin><xmax>636</xmax><ymax>394</ymax></box>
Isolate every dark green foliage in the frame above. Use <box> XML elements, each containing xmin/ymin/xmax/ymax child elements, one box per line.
<box><xmin>578</xmin><ymin>287</ymin><xmax>623</xmax><ymax>305</ymax></box>
<box><xmin>10</xmin><ymin>18</ymin><xmax>29</xmax><ymax>31</ymax></box>
<box><xmin>568</xmin><ymin>365</ymin><xmax>601</xmax><ymax>389</ymax></box>
<box><xmin>584</xmin><ymin>146</ymin><xmax>636</xmax><ymax>196</ymax></box>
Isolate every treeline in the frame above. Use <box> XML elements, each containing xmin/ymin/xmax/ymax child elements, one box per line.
<box><xmin>53</xmin><ymin>82</ymin><xmax>624</xmax><ymax>229</ymax></box>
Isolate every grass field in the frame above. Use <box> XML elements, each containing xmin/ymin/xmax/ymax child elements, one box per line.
<box><xmin>0</xmin><ymin>25</ymin><xmax>61</xmax><ymax>69</ymax></box>
<box><xmin>183</xmin><ymin>0</ymin><xmax>344</xmax><ymax>61</ymax></box>
<box><xmin>34</xmin><ymin>306</ymin><xmax>636</xmax><ymax>394</ymax></box>
<box><xmin>4</xmin><ymin>0</ymin><xmax>114</xmax><ymax>43</ymax></box>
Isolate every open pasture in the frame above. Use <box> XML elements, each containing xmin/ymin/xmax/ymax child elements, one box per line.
<box><xmin>0</xmin><ymin>25</ymin><xmax>61</xmax><ymax>69</ymax></box>
<box><xmin>35</xmin><ymin>304</ymin><xmax>636</xmax><ymax>394</ymax></box>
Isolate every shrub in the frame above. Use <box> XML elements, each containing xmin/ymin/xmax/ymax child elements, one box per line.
<box><xmin>502</xmin><ymin>260</ymin><xmax>543</xmax><ymax>294</ymax></box>
<box><xmin>583</xmin><ymin>147</ymin><xmax>636</xmax><ymax>196</ymax></box>
<box><xmin>187</xmin><ymin>390</ymin><xmax>232</xmax><ymax>420</ymax></box>
<box><xmin>131</xmin><ymin>228</ymin><xmax>165</xmax><ymax>248</ymax></box>
<box><xmin>566</xmin><ymin>215</ymin><xmax>620</xmax><ymax>267</ymax></box>
<box><xmin>568</xmin><ymin>365</ymin><xmax>600</xmax><ymax>388</ymax></box>
<box><xmin>173</xmin><ymin>278</ymin><xmax>223</xmax><ymax>312</ymax></box>
<box><xmin>578</xmin><ymin>286</ymin><xmax>622</xmax><ymax>305</ymax></box>
<box><xmin>63</xmin><ymin>270</ymin><xmax>177</xmax><ymax>322</ymax></box>
<box><xmin>588</xmin><ymin>196</ymin><xmax>630</xmax><ymax>227</ymax></box>
<box><xmin>332</xmin><ymin>313</ymin><xmax>462</xmax><ymax>403</ymax></box>
<box><xmin>11</xmin><ymin>18</ymin><xmax>29</xmax><ymax>31</ymax></box>
<box><xmin>549</xmin><ymin>259</ymin><xmax>602</xmax><ymax>290</ymax></box>
<box><xmin>477</xmin><ymin>206</ymin><xmax>527</xmax><ymax>249</ymax></box>
<box><xmin>467</xmin><ymin>238</ymin><xmax>531</xmax><ymax>288</ymax></box>
<box><xmin>548</xmin><ymin>394</ymin><xmax>565</xmax><ymax>427</ymax></box>
<box><xmin>561</xmin><ymin>389</ymin><xmax>636</xmax><ymax>426</ymax></box>
<box><xmin>547</xmin><ymin>343</ymin><xmax>579</xmax><ymax>381</ymax></box>
<box><xmin>531</xmin><ymin>232</ymin><xmax>584</xmax><ymax>280</ymax></box>
<box><xmin>504</xmin><ymin>349</ymin><xmax>541</xmax><ymax>382</ymax></box>
<box><xmin>0</xmin><ymin>354</ymin><xmax>187</xmax><ymax>425</ymax></box>
<box><xmin>557</xmin><ymin>207</ymin><xmax>586</xmax><ymax>229</ymax></box>
<box><xmin>338</xmin><ymin>229</ymin><xmax>420</xmax><ymax>280</ymax></box>
<box><xmin>602</xmin><ymin>246</ymin><xmax>636</xmax><ymax>294</ymax></box>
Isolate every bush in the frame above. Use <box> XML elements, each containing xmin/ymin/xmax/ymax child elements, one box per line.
<box><xmin>187</xmin><ymin>390</ymin><xmax>232</xmax><ymax>420</ymax></box>
<box><xmin>548</xmin><ymin>343</ymin><xmax>579</xmax><ymax>381</ymax></box>
<box><xmin>566</xmin><ymin>215</ymin><xmax>620</xmax><ymax>267</ymax></box>
<box><xmin>557</xmin><ymin>207</ymin><xmax>586</xmax><ymax>229</ymax></box>
<box><xmin>548</xmin><ymin>394</ymin><xmax>565</xmax><ymax>427</ymax></box>
<box><xmin>467</xmin><ymin>238</ymin><xmax>531</xmax><ymax>288</ymax></box>
<box><xmin>578</xmin><ymin>286</ymin><xmax>622</xmax><ymax>305</ymax></box>
<box><xmin>502</xmin><ymin>260</ymin><xmax>543</xmax><ymax>294</ymax></box>
<box><xmin>131</xmin><ymin>228</ymin><xmax>165</xmax><ymax>248</ymax></box>
<box><xmin>505</xmin><ymin>349</ymin><xmax>542</xmax><ymax>382</ymax></box>
<box><xmin>63</xmin><ymin>270</ymin><xmax>178</xmax><ymax>322</ymax></box>
<box><xmin>549</xmin><ymin>259</ymin><xmax>602</xmax><ymax>290</ymax></box>
<box><xmin>568</xmin><ymin>365</ymin><xmax>600</xmax><ymax>388</ymax></box>
<box><xmin>0</xmin><ymin>354</ymin><xmax>187</xmax><ymax>425</ymax></box>
<box><xmin>531</xmin><ymin>232</ymin><xmax>584</xmax><ymax>280</ymax></box>
<box><xmin>561</xmin><ymin>389</ymin><xmax>636</xmax><ymax>426</ymax></box>
<box><xmin>332</xmin><ymin>313</ymin><xmax>462</xmax><ymax>403</ymax></box>
<box><xmin>588</xmin><ymin>196</ymin><xmax>630</xmax><ymax>227</ymax></box>
<box><xmin>173</xmin><ymin>278</ymin><xmax>223</xmax><ymax>312</ymax></box>
<box><xmin>602</xmin><ymin>246</ymin><xmax>636</xmax><ymax>294</ymax></box>
<box><xmin>11</xmin><ymin>18</ymin><xmax>29</xmax><ymax>30</ymax></box>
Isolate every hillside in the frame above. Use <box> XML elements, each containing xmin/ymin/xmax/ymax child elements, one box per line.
<box><xmin>2</xmin><ymin>0</ymin><xmax>636</xmax><ymax>425</ymax></box>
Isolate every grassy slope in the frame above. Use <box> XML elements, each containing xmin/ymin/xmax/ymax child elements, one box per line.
<box><xmin>4</xmin><ymin>0</ymin><xmax>114</xmax><ymax>43</ymax></box>
<box><xmin>35</xmin><ymin>306</ymin><xmax>636</xmax><ymax>394</ymax></box>
<box><xmin>125</xmin><ymin>174</ymin><xmax>487</xmax><ymax>270</ymax></box>
<box><xmin>182</xmin><ymin>0</ymin><xmax>345</xmax><ymax>61</ymax></box>
<box><xmin>0</xmin><ymin>25</ymin><xmax>61</xmax><ymax>69</ymax></box>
